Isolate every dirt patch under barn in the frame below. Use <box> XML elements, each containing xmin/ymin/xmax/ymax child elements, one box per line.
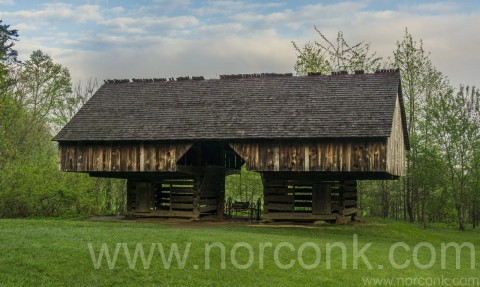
<box><xmin>86</xmin><ymin>215</ymin><xmax>385</xmax><ymax>229</ymax></box>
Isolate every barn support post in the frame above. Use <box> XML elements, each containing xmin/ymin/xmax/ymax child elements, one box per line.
<box><xmin>126</xmin><ymin>180</ymin><xmax>136</xmax><ymax>215</ymax></box>
<box><xmin>192</xmin><ymin>175</ymin><xmax>201</xmax><ymax>220</ymax></box>
<box><xmin>215</xmin><ymin>174</ymin><xmax>226</xmax><ymax>220</ymax></box>
<box><xmin>312</xmin><ymin>183</ymin><xmax>332</xmax><ymax>215</ymax></box>
<box><xmin>126</xmin><ymin>180</ymin><xmax>154</xmax><ymax>215</ymax></box>
<box><xmin>198</xmin><ymin>166</ymin><xmax>226</xmax><ymax>220</ymax></box>
<box><xmin>341</xmin><ymin>180</ymin><xmax>358</xmax><ymax>222</ymax></box>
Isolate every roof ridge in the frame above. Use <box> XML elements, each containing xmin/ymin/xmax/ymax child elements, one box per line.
<box><xmin>102</xmin><ymin>69</ymin><xmax>400</xmax><ymax>84</ymax></box>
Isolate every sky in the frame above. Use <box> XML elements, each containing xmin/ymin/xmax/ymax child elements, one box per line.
<box><xmin>1</xmin><ymin>0</ymin><xmax>479</xmax><ymax>87</ymax></box>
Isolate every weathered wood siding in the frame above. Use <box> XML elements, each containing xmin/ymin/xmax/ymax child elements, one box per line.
<box><xmin>59</xmin><ymin>142</ymin><xmax>192</xmax><ymax>172</ymax></box>
<box><xmin>230</xmin><ymin>141</ymin><xmax>387</xmax><ymax>173</ymax></box>
<box><xmin>386</xmin><ymin>96</ymin><xmax>406</xmax><ymax>176</ymax></box>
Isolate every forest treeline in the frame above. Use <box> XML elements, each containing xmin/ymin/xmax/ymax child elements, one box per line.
<box><xmin>293</xmin><ymin>27</ymin><xmax>480</xmax><ymax>230</ymax></box>
<box><xmin>0</xmin><ymin>20</ymin><xmax>126</xmax><ymax>217</ymax></box>
<box><xmin>1</xmin><ymin>20</ymin><xmax>478</xmax><ymax>230</ymax></box>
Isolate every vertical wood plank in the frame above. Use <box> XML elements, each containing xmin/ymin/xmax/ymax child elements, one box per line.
<box><xmin>140</xmin><ymin>142</ymin><xmax>145</xmax><ymax>172</ymax></box>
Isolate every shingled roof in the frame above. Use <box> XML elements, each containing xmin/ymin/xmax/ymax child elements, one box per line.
<box><xmin>54</xmin><ymin>70</ymin><xmax>409</xmax><ymax>149</ymax></box>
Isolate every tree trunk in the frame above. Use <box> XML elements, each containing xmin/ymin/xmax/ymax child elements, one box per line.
<box><xmin>406</xmin><ymin>177</ymin><xmax>414</xmax><ymax>222</ymax></box>
<box><xmin>472</xmin><ymin>207</ymin><xmax>476</xmax><ymax>229</ymax></box>
<box><xmin>455</xmin><ymin>202</ymin><xmax>465</xmax><ymax>231</ymax></box>
<box><xmin>105</xmin><ymin>178</ymin><xmax>112</xmax><ymax>211</ymax></box>
<box><xmin>403</xmin><ymin>177</ymin><xmax>407</xmax><ymax>221</ymax></box>
<box><xmin>381</xmin><ymin>181</ymin><xmax>389</xmax><ymax>218</ymax></box>
<box><xmin>476</xmin><ymin>210</ymin><xmax>479</xmax><ymax>229</ymax></box>
<box><xmin>422</xmin><ymin>191</ymin><xmax>427</xmax><ymax>229</ymax></box>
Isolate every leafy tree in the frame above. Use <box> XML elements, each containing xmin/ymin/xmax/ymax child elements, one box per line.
<box><xmin>0</xmin><ymin>19</ymin><xmax>19</xmax><ymax>108</ymax></box>
<box><xmin>391</xmin><ymin>28</ymin><xmax>450</xmax><ymax>225</ymax></box>
<box><xmin>292</xmin><ymin>27</ymin><xmax>382</xmax><ymax>75</ymax></box>
<box><xmin>54</xmin><ymin>78</ymin><xmax>99</xmax><ymax>129</ymax></box>
<box><xmin>428</xmin><ymin>86</ymin><xmax>480</xmax><ymax>230</ymax></box>
<box><xmin>0</xmin><ymin>19</ymin><xmax>19</xmax><ymax>63</ymax></box>
<box><xmin>225</xmin><ymin>166</ymin><xmax>263</xmax><ymax>204</ymax></box>
<box><xmin>0</xmin><ymin>20</ymin><xmax>21</xmax><ymax>170</ymax></box>
<box><xmin>0</xmin><ymin>22</ymin><xmax>128</xmax><ymax>217</ymax></box>
<box><xmin>14</xmin><ymin>50</ymin><xmax>72</xmax><ymax>134</ymax></box>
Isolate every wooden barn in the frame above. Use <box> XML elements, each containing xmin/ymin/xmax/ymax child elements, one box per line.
<box><xmin>54</xmin><ymin>69</ymin><xmax>409</xmax><ymax>223</ymax></box>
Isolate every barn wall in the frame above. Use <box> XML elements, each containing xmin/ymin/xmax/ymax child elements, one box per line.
<box><xmin>230</xmin><ymin>140</ymin><xmax>388</xmax><ymax>173</ymax></box>
<box><xmin>386</xmin><ymin>96</ymin><xmax>406</xmax><ymax>176</ymax></box>
<box><xmin>58</xmin><ymin>142</ymin><xmax>192</xmax><ymax>172</ymax></box>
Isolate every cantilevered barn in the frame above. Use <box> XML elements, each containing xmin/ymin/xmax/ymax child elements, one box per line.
<box><xmin>54</xmin><ymin>69</ymin><xmax>408</xmax><ymax>223</ymax></box>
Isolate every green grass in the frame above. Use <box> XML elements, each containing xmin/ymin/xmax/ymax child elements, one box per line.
<box><xmin>0</xmin><ymin>218</ymin><xmax>479</xmax><ymax>286</ymax></box>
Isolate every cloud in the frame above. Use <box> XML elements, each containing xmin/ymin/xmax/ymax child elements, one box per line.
<box><xmin>109</xmin><ymin>6</ymin><xmax>124</xmax><ymax>14</ymax></box>
<box><xmin>9</xmin><ymin>0</ymin><xmax>480</xmax><ymax>89</ymax></box>
<box><xmin>154</xmin><ymin>0</ymin><xmax>191</xmax><ymax>9</ymax></box>
<box><xmin>98</xmin><ymin>16</ymin><xmax>200</xmax><ymax>37</ymax></box>
<box><xmin>12</xmin><ymin>23</ymin><xmax>38</xmax><ymax>32</ymax></box>
<box><xmin>228</xmin><ymin>2</ymin><xmax>368</xmax><ymax>31</ymax></box>
<box><xmin>194</xmin><ymin>0</ymin><xmax>285</xmax><ymax>16</ymax></box>
<box><xmin>0</xmin><ymin>3</ymin><xmax>103</xmax><ymax>23</ymax></box>
<box><xmin>400</xmin><ymin>2</ymin><xmax>461</xmax><ymax>13</ymax></box>
<box><xmin>0</xmin><ymin>0</ymin><xmax>14</xmax><ymax>5</ymax></box>
<box><xmin>43</xmin><ymin>32</ymin><xmax>296</xmax><ymax>81</ymax></box>
<box><xmin>101</xmin><ymin>15</ymin><xmax>199</xmax><ymax>34</ymax></box>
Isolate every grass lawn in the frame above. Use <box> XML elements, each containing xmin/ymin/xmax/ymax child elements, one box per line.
<box><xmin>0</xmin><ymin>218</ymin><xmax>479</xmax><ymax>286</ymax></box>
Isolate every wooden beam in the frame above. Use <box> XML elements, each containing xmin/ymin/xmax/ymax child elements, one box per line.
<box><xmin>265</xmin><ymin>203</ymin><xmax>294</xmax><ymax>211</ymax></box>
<box><xmin>130</xmin><ymin>210</ymin><xmax>195</xmax><ymax>218</ymax></box>
<box><xmin>263</xmin><ymin>213</ymin><xmax>337</xmax><ymax>221</ymax></box>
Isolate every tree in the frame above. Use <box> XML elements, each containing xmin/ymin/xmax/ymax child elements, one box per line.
<box><xmin>0</xmin><ymin>20</ymin><xmax>19</xmax><ymax>107</ymax></box>
<box><xmin>292</xmin><ymin>27</ymin><xmax>382</xmax><ymax>75</ymax></box>
<box><xmin>0</xmin><ymin>20</ymin><xmax>19</xmax><ymax>63</ymax></box>
<box><xmin>225</xmin><ymin>166</ymin><xmax>263</xmax><ymax>204</ymax></box>
<box><xmin>53</xmin><ymin>77</ymin><xmax>99</xmax><ymax>129</ymax></box>
<box><xmin>0</xmin><ymin>23</ymin><xmax>129</xmax><ymax>217</ymax></box>
<box><xmin>428</xmin><ymin>86</ymin><xmax>480</xmax><ymax>230</ymax></box>
<box><xmin>14</xmin><ymin>50</ymin><xmax>72</xmax><ymax>134</ymax></box>
<box><xmin>0</xmin><ymin>20</ymin><xmax>20</xmax><ymax>170</ymax></box>
<box><xmin>391</xmin><ymin>28</ymin><xmax>450</xmax><ymax>224</ymax></box>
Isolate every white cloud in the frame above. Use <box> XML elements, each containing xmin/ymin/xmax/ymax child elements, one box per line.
<box><xmin>109</xmin><ymin>6</ymin><xmax>125</xmax><ymax>14</ymax></box>
<box><xmin>9</xmin><ymin>0</ymin><xmax>480</xmax><ymax>89</ymax></box>
<box><xmin>154</xmin><ymin>0</ymin><xmax>191</xmax><ymax>8</ymax></box>
<box><xmin>194</xmin><ymin>0</ymin><xmax>285</xmax><ymax>16</ymax></box>
<box><xmin>101</xmin><ymin>15</ymin><xmax>199</xmax><ymax>33</ymax></box>
<box><xmin>0</xmin><ymin>3</ymin><xmax>103</xmax><ymax>23</ymax></box>
<box><xmin>400</xmin><ymin>2</ymin><xmax>460</xmax><ymax>13</ymax></box>
<box><xmin>229</xmin><ymin>1</ymin><xmax>368</xmax><ymax>31</ymax></box>
<box><xmin>196</xmin><ymin>22</ymin><xmax>245</xmax><ymax>35</ymax></box>
<box><xmin>12</xmin><ymin>22</ymin><xmax>38</xmax><ymax>32</ymax></box>
<box><xmin>43</xmin><ymin>32</ymin><xmax>295</xmax><ymax>81</ymax></box>
<box><xmin>0</xmin><ymin>0</ymin><xmax>14</xmax><ymax>5</ymax></box>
